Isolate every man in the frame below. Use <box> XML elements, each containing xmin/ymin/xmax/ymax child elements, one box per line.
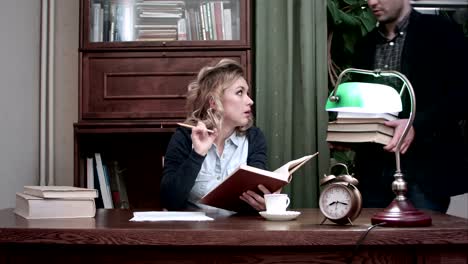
<box><xmin>351</xmin><ymin>0</ymin><xmax>468</xmax><ymax>213</ymax></box>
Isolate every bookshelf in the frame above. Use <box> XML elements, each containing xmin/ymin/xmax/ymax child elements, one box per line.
<box><xmin>75</xmin><ymin>0</ymin><xmax>252</xmax><ymax>209</ymax></box>
<box><xmin>87</xmin><ymin>0</ymin><xmax>242</xmax><ymax>42</ymax></box>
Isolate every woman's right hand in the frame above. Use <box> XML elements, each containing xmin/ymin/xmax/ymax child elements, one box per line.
<box><xmin>191</xmin><ymin>121</ymin><xmax>218</xmax><ymax>156</ymax></box>
<box><xmin>239</xmin><ymin>184</ymin><xmax>269</xmax><ymax>211</ymax></box>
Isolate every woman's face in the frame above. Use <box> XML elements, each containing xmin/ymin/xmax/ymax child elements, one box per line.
<box><xmin>221</xmin><ymin>77</ymin><xmax>253</xmax><ymax>128</ymax></box>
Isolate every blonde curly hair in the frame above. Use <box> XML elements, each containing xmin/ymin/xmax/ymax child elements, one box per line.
<box><xmin>185</xmin><ymin>58</ymin><xmax>253</xmax><ymax>133</ymax></box>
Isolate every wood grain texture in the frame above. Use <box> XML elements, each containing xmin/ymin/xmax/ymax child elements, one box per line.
<box><xmin>80</xmin><ymin>51</ymin><xmax>248</xmax><ymax>121</ymax></box>
<box><xmin>0</xmin><ymin>208</ymin><xmax>467</xmax><ymax>246</ymax></box>
<box><xmin>0</xmin><ymin>208</ymin><xmax>466</xmax><ymax>263</ymax></box>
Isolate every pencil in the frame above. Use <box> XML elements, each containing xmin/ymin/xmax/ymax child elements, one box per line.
<box><xmin>177</xmin><ymin>123</ymin><xmax>214</xmax><ymax>133</ymax></box>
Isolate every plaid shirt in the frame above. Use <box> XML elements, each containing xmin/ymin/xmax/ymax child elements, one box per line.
<box><xmin>374</xmin><ymin>13</ymin><xmax>410</xmax><ymax>89</ymax></box>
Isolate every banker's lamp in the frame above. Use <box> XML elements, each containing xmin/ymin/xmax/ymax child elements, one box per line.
<box><xmin>326</xmin><ymin>68</ymin><xmax>432</xmax><ymax>227</ymax></box>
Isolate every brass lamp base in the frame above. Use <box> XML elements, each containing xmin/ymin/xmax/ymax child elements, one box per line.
<box><xmin>371</xmin><ymin>199</ymin><xmax>432</xmax><ymax>227</ymax></box>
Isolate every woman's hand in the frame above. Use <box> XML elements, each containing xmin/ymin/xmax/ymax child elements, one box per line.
<box><xmin>383</xmin><ymin>119</ymin><xmax>415</xmax><ymax>154</ymax></box>
<box><xmin>191</xmin><ymin>121</ymin><xmax>218</xmax><ymax>156</ymax></box>
<box><xmin>239</xmin><ymin>184</ymin><xmax>280</xmax><ymax>211</ymax></box>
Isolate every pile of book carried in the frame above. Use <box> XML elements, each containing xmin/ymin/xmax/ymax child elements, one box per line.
<box><xmin>14</xmin><ymin>186</ymin><xmax>98</xmax><ymax>219</ymax></box>
<box><xmin>326</xmin><ymin>112</ymin><xmax>397</xmax><ymax>145</ymax></box>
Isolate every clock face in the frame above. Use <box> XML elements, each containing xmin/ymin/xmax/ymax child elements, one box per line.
<box><xmin>319</xmin><ymin>184</ymin><xmax>353</xmax><ymax>220</ymax></box>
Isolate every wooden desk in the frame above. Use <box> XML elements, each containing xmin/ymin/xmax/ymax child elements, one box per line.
<box><xmin>0</xmin><ymin>208</ymin><xmax>466</xmax><ymax>264</ymax></box>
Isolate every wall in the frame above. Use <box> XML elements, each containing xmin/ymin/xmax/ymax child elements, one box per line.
<box><xmin>54</xmin><ymin>0</ymin><xmax>79</xmax><ymax>186</ymax></box>
<box><xmin>0</xmin><ymin>0</ymin><xmax>41</xmax><ymax>209</ymax></box>
<box><xmin>0</xmin><ymin>0</ymin><xmax>78</xmax><ymax>209</ymax></box>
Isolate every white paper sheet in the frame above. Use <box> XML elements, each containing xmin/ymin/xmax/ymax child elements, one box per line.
<box><xmin>129</xmin><ymin>211</ymin><xmax>214</xmax><ymax>222</ymax></box>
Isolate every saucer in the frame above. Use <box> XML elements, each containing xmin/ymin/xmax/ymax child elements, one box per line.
<box><xmin>259</xmin><ymin>211</ymin><xmax>301</xmax><ymax>221</ymax></box>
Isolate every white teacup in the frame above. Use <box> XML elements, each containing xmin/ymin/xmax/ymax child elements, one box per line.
<box><xmin>264</xmin><ymin>193</ymin><xmax>290</xmax><ymax>213</ymax></box>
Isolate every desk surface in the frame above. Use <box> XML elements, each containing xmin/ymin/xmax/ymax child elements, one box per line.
<box><xmin>0</xmin><ymin>208</ymin><xmax>467</xmax><ymax>247</ymax></box>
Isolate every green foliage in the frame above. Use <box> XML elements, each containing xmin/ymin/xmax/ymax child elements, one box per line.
<box><xmin>327</xmin><ymin>0</ymin><xmax>375</xmax><ymax>168</ymax></box>
<box><xmin>327</xmin><ymin>0</ymin><xmax>376</xmax><ymax>86</ymax></box>
<box><xmin>330</xmin><ymin>150</ymin><xmax>356</xmax><ymax>174</ymax></box>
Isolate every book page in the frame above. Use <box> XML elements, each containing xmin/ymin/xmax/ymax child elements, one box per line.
<box><xmin>272</xmin><ymin>153</ymin><xmax>318</xmax><ymax>180</ymax></box>
<box><xmin>130</xmin><ymin>211</ymin><xmax>213</xmax><ymax>222</ymax></box>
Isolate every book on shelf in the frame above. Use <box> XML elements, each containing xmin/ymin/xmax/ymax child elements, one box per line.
<box><xmin>108</xmin><ymin>160</ymin><xmax>130</xmax><ymax>209</ymax></box>
<box><xmin>92</xmin><ymin>158</ymin><xmax>104</xmax><ymax>209</ymax></box>
<box><xmin>95</xmin><ymin>153</ymin><xmax>114</xmax><ymax>209</ymax></box>
<box><xmin>327</xmin><ymin>122</ymin><xmax>394</xmax><ymax>136</ymax></box>
<box><xmin>102</xmin><ymin>1</ymin><xmax>111</xmax><ymax>41</ymax></box>
<box><xmin>205</xmin><ymin>2</ymin><xmax>214</xmax><ymax>40</ymax></box>
<box><xmin>177</xmin><ymin>18</ymin><xmax>187</xmax><ymax>40</ymax></box>
<box><xmin>86</xmin><ymin>157</ymin><xmax>95</xmax><ymax>189</ymax></box>
<box><xmin>14</xmin><ymin>193</ymin><xmax>96</xmax><ymax>219</ymax></box>
<box><xmin>223</xmin><ymin>8</ymin><xmax>232</xmax><ymax>40</ymax></box>
<box><xmin>91</xmin><ymin>3</ymin><xmax>102</xmax><ymax>42</ymax></box>
<box><xmin>23</xmin><ymin>186</ymin><xmax>98</xmax><ymax>199</ymax></box>
<box><xmin>200</xmin><ymin>153</ymin><xmax>319</xmax><ymax>212</ymax></box>
<box><xmin>326</xmin><ymin>131</ymin><xmax>393</xmax><ymax>145</ymax></box>
<box><xmin>213</xmin><ymin>1</ymin><xmax>224</xmax><ymax>40</ymax></box>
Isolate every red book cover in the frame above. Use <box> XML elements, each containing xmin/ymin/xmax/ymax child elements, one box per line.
<box><xmin>200</xmin><ymin>153</ymin><xmax>318</xmax><ymax>212</ymax></box>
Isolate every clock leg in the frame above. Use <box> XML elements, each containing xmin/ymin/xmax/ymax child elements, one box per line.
<box><xmin>320</xmin><ymin>217</ymin><xmax>328</xmax><ymax>225</ymax></box>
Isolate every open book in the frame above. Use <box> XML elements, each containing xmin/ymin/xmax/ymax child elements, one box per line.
<box><xmin>200</xmin><ymin>152</ymin><xmax>318</xmax><ymax>212</ymax></box>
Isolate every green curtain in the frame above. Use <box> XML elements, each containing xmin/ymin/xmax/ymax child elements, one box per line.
<box><xmin>255</xmin><ymin>0</ymin><xmax>329</xmax><ymax>208</ymax></box>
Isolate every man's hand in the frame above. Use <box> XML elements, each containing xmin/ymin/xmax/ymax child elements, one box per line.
<box><xmin>383</xmin><ymin>119</ymin><xmax>415</xmax><ymax>154</ymax></box>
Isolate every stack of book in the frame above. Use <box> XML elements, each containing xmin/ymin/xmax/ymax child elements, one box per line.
<box><xmin>14</xmin><ymin>186</ymin><xmax>98</xmax><ymax>219</ymax></box>
<box><xmin>326</xmin><ymin>112</ymin><xmax>397</xmax><ymax>145</ymax></box>
<box><xmin>134</xmin><ymin>0</ymin><xmax>185</xmax><ymax>41</ymax></box>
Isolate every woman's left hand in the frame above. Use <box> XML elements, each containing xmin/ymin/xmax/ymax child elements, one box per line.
<box><xmin>239</xmin><ymin>184</ymin><xmax>279</xmax><ymax>211</ymax></box>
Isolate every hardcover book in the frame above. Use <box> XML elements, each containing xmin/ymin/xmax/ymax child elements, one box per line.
<box><xmin>23</xmin><ymin>186</ymin><xmax>98</xmax><ymax>199</ymax></box>
<box><xmin>327</xmin><ymin>122</ymin><xmax>394</xmax><ymax>136</ymax></box>
<box><xmin>326</xmin><ymin>131</ymin><xmax>392</xmax><ymax>145</ymax></box>
<box><xmin>334</xmin><ymin>112</ymin><xmax>398</xmax><ymax>123</ymax></box>
<box><xmin>14</xmin><ymin>193</ymin><xmax>96</xmax><ymax>219</ymax></box>
<box><xmin>200</xmin><ymin>153</ymin><xmax>319</xmax><ymax>212</ymax></box>
<box><xmin>95</xmin><ymin>153</ymin><xmax>114</xmax><ymax>209</ymax></box>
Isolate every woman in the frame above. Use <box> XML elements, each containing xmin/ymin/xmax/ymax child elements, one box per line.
<box><xmin>160</xmin><ymin>59</ymin><xmax>272</xmax><ymax>212</ymax></box>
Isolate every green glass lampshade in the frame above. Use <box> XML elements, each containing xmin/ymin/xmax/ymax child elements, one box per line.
<box><xmin>326</xmin><ymin>82</ymin><xmax>402</xmax><ymax>113</ymax></box>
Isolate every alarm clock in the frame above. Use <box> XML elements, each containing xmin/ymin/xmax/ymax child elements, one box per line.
<box><xmin>319</xmin><ymin>163</ymin><xmax>362</xmax><ymax>225</ymax></box>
